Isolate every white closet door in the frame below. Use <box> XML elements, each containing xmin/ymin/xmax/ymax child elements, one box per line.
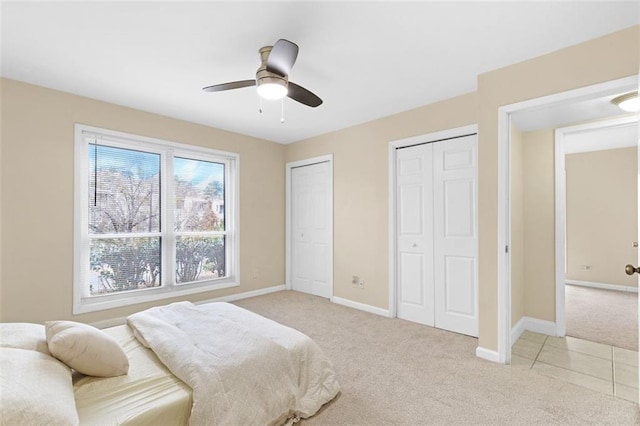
<box><xmin>291</xmin><ymin>162</ymin><xmax>331</xmax><ymax>298</ymax></box>
<box><xmin>396</xmin><ymin>144</ymin><xmax>435</xmax><ymax>326</ymax></box>
<box><xmin>433</xmin><ymin>135</ymin><xmax>478</xmax><ymax>337</ymax></box>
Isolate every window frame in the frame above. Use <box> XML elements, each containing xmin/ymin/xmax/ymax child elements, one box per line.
<box><xmin>73</xmin><ymin>124</ymin><xmax>240</xmax><ymax>314</ymax></box>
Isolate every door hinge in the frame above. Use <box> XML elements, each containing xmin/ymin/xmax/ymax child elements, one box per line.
<box><xmin>505</xmin><ymin>245</ymin><xmax>509</xmax><ymax>254</ymax></box>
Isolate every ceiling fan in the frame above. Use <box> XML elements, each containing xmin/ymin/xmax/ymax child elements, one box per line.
<box><xmin>202</xmin><ymin>39</ymin><xmax>323</xmax><ymax>108</ymax></box>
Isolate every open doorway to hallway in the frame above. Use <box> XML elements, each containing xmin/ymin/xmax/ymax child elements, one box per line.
<box><xmin>561</xmin><ymin>117</ymin><xmax>638</xmax><ymax>353</ymax></box>
<box><xmin>506</xmin><ymin>78</ymin><xmax>639</xmax><ymax>402</ymax></box>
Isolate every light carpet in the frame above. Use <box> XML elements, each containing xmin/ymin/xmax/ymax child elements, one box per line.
<box><xmin>565</xmin><ymin>284</ymin><xmax>638</xmax><ymax>351</ymax></box>
<box><xmin>235</xmin><ymin>290</ymin><xmax>638</xmax><ymax>425</ymax></box>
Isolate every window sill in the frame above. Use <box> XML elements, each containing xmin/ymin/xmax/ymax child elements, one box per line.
<box><xmin>73</xmin><ymin>280</ymin><xmax>240</xmax><ymax>315</ymax></box>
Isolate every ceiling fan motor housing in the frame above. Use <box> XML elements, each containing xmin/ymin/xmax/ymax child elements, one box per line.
<box><xmin>256</xmin><ymin>46</ymin><xmax>288</xmax><ymax>89</ymax></box>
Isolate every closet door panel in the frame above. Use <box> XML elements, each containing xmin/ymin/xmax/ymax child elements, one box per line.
<box><xmin>291</xmin><ymin>162</ymin><xmax>332</xmax><ymax>298</ymax></box>
<box><xmin>433</xmin><ymin>135</ymin><xmax>478</xmax><ymax>337</ymax></box>
<box><xmin>396</xmin><ymin>144</ymin><xmax>434</xmax><ymax>326</ymax></box>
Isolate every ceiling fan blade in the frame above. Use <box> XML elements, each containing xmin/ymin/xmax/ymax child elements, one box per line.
<box><xmin>287</xmin><ymin>82</ymin><xmax>323</xmax><ymax>107</ymax></box>
<box><xmin>202</xmin><ymin>80</ymin><xmax>256</xmax><ymax>92</ymax></box>
<box><xmin>266</xmin><ymin>39</ymin><xmax>299</xmax><ymax>77</ymax></box>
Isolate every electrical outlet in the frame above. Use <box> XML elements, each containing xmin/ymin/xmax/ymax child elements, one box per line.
<box><xmin>358</xmin><ymin>279</ymin><xmax>365</xmax><ymax>289</ymax></box>
<box><xmin>352</xmin><ymin>275</ymin><xmax>359</xmax><ymax>287</ymax></box>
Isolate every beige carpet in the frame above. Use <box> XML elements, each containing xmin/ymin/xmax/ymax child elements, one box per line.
<box><xmin>565</xmin><ymin>284</ymin><xmax>638</xmax><ymax>352</ymax></box>
<box><xmin>235</xmin><ymin>290</ymin><xmax>638</xmax><ymax>425</ymax></box>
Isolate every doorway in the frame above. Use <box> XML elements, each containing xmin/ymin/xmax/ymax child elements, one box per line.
<box><xmin>286</xmin><ymin>155</ymin><xmax>333</xmax><ymax>299</ymax></box>
<box><xmin>499</xmin><ymin>74</ymin><xmax>639</xmax><ymax>400</ymax></box>
<box><xmin>556</xmin><ymin>115</ymin><xmax>639</xmax><ymax>351</ymax></box>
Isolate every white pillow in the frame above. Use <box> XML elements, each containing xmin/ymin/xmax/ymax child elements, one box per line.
<box><xmin>0</xmin><ymin>347</ymin><xmax>79</xmax><ymax>426</ymax></box>
<box><xmin>0</xmin><ymin>322</ymin><xmax>51</xmax><ymax>355</ymax></box>
<box><xmin>45</xmin><ymin>320</ymin><xmax>129</xmax><ymax>377</ymax></box>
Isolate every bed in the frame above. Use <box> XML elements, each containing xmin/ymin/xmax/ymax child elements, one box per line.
<box><xmin>0</xmin><ymin>301</ymin><xmax>340</xmax><ymax>426</ymax></box>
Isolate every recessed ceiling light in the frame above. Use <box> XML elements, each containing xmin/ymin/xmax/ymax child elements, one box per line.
<box><xmin>611</xmin><ymin>91</ymin><xmax>639</xmax><ymax>112</ymax></box>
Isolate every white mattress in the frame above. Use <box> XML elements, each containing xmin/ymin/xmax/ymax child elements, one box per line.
<box><xmin>73</xmin><ymin>325</ymin><xmax>192</xmax><ymax>426</ymax></box>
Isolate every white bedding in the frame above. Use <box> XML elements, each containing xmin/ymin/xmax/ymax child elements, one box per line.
<box><xmin>73</xmin><ymin>325</ymin><xmax>192</xmax><ymax>425</ymax></box>
<box><xmin>127</xmin><ymin>301</ymin><xmax>340</xmax><ymax>426</ymax></box>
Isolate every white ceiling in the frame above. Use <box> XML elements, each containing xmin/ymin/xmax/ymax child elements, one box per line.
<box><xmin>2</xmin><ymin>1</ymin><xmax>639</xmax><ymax>144</ymax></box>
<box><xmin>510</xmin><ymin>89</ymin><xmax>639</xmax><ymax>132</ymax></box>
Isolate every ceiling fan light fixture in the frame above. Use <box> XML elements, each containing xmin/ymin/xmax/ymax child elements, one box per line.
<box><xmin>611</xmin><ymin>91</ymin><xmax>640</xmax><ymax>112</ymax></box>
<box><xmin>257</xmin><ymin>77</ymin><xmax>288</xmax><ymax>100</ymax></box>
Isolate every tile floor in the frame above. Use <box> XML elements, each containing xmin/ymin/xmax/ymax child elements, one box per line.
<box><xmin>511</xmin><ymin>331</ymin><xmax>638</xmax><ymax>403</ymax></box>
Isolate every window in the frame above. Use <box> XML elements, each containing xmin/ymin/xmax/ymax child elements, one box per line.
<box><xmin>74</xmin><ymin>125</ymin><xmax>239</xmax><ymax>314</ymax></box>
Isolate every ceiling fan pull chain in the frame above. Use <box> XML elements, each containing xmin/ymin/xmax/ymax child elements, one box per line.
<box><xmin>281</xmin><ymin>98</ymin><xmax>285</xmax><ymax>124</ymax></box>
<box><xmin>258</xmin><ymin>95</ymin><xmax>263</xmax><ymax>114</ymax></box>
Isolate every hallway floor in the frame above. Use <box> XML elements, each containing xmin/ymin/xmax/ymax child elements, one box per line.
<box><xmin>512</xmin><ymin>331</ymin><xmax>638</xmax><ymax>403</ymax></box>
<box><xmin>565</xmin><ymin>284</ymin><xmax>638</xmax><ymax>351</ymax></box>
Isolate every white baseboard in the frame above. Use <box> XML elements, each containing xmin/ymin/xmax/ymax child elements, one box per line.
<box><xmin>524</xmin><ymin>317</ymin><xmax>557</xmax><ymax>336</ymax></box>
<box><xmin>509</xmin><ymin>316</ymin><xmax>557</xmax><ymax>346</ymax></box>
<box><xmin>91</xmin><ymin>284</ymin><xmax>286</xmax><ymax>329</ymax></box>
<box><xmin>331</xmin><ymin>296</ymin><xmax>390</xmax><ymax>317</ymax></box>
<box><xmin>566</xmin><ymin>279</ymin><xmax>638</xmax><ymax>293</ymax></box>
<box><xmin>510</xmin><ymin>317</ymin><xmax>526</xmax><ymax>344</ymax></box>
<box><xmin>476</xmin><ymin>346</ymin><xmax>501</xmax><ymax>363</ymax></box>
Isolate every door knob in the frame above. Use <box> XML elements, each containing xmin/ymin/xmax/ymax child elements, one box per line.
<box><xmin>625</xmin><ymin>264</ymin><xmax>640</xmax><ymax>275</ymax></box>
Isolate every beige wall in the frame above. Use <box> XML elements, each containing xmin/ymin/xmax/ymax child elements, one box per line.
<box><xmin>510</xmin><ymin>124</ymin><xmax>525</xmax><ymax>327</ymax></box>
<box><xmin>0</xmin><ymin>78</ymin><xmax>286</xmax><ymax>324</ymax></box>
<box><xmin>521</xmin><ymin>129</ymin><xmax>556</xmax><ymax>323</ymax></box>
<box><xmin>477</xmin><ymin>25</ymin><xmax>639</xmax><ymax>351</ymax></box>
<box><xmin>566</xmin><ymin>147</ymin><xmax>638</xmax><ymax>288</ymax></box>
<box><xmin>1</xmin><ymin>25</ymin><xmax>637</xmax><ymax>354</ymax></box>
<box><xmin>285</xmin><ymin>93</ymin><xmax>478</xmax><ymax>309</ymax></box>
